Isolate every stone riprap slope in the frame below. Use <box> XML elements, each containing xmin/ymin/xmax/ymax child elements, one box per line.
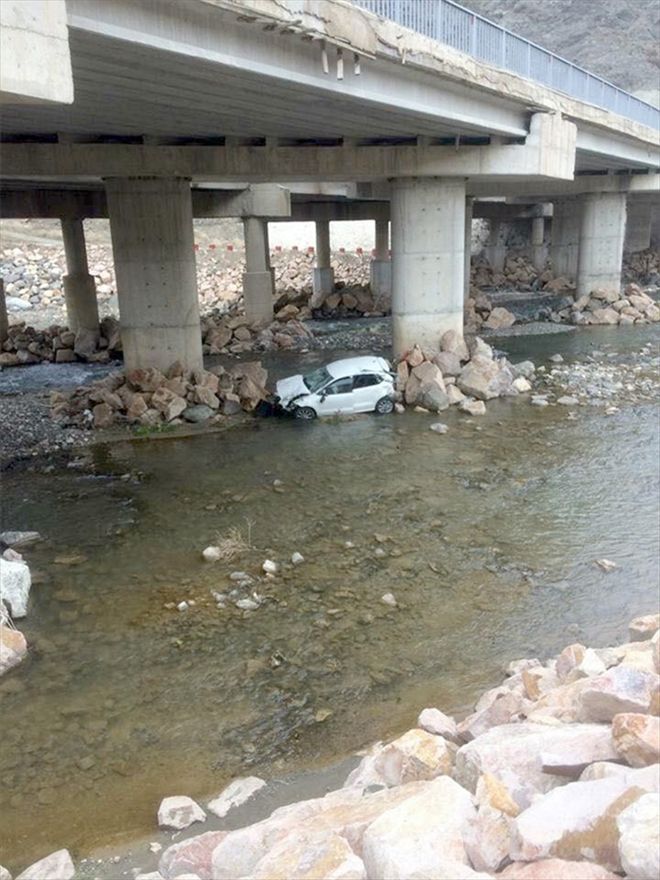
<box><xmin>6</xmin><ymin>613</ymin><xmax>657</xmax><ymax>880</ymax></box>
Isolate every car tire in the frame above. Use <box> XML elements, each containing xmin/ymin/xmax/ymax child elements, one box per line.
<box><xmin>375</xmin><ymin>396</ymin><xmax>395</xmax><ymax>415</ymax></box>
<box><xmin>294</xmin><ymin>406</ymin><xmax>317</xmax><ymax>420</ymax></box>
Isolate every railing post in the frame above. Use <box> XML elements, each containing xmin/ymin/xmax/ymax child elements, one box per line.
<box><xmin>471</xmin><ymin>13</ymin><xmax>476</xmax><ymax>55</ymax></box>
<box><xmin>526</xmin><ymin>42</ymin><xmax>531</xmax><ymax>77</ymax></box>
<box><xmin>500</xmin><ymin>27</ymin><xmax>506</xmax><ymax>66</ymax></box>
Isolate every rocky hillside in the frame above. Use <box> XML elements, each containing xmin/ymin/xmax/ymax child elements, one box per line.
<box><xmin>462</xmin><ymin>0</ymin><xmax>660</xmax><ymax>106</ymax></box>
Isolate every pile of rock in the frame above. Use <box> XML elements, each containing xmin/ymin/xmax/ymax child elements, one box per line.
<box><xmin>310</xmin><ymin>284</ymin><xmax>391</xmax><ymax>318</ymax></box>
<box><xmin>464</xmin><ymin>293</ymin><xmax>518</xmax><ymax>332</ymax></box>
<box><xmin>39</xmin><ymin>610</ymin><xmax>654</xmax><ymax>880</ymax></box>
<box><xmin>0</xmin><ymin>316</ymin><xmax>120</xmax><ymax>367</ymax></box>
<box><xmin>396</xmin><ymin>331</ymin><xmax>535</xmax><ymax>417</ymax></box>
<box><xmin>201</xmin><ymin>309</ymin><xmax>314</xmax><ymax>355</ymax></box>
<box><xmin>472</xmin><ymin>255</ymin><xmax>545</xmax><ymax>291</ymax></box>
<box><xmin>623</xmin><ymin>248</ymin><xmax>660</xmax><ymax>286</ymax></box>
<box><xmin>50</xmin><ymin>361</ymin><xmax>270</xmax><ymax>430</ymax></box>
<box><xmin>555</xmin><ymin>283</ymin><xmax>660</xmax><ymax>326</ymax></box>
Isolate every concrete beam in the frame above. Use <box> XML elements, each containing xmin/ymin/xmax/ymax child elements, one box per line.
<box><xmin>576</xmin><ymin>126</ymin><xmax>660</xmax><ymax>171</ymax></box>
<box><xmin>0</xmin><ymin>185</ymin><xmax>291</xmax><ymax>219</ymax></box>
<box><xmin>0</xmin><ymin>114</ymin><xmax>577</xmax><ymax>183</ymax></box>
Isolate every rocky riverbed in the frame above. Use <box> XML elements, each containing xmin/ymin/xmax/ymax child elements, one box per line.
<box><xmin>3</xmin><ymin>612</ymin><xmax>659</xmax><ymax>880</ymax></box>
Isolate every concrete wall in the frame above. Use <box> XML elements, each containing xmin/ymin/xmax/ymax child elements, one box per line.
<box><xmin>0</xmin><ymin>0</ymin><xmax>73</xmax><ymax>104</ymax></box>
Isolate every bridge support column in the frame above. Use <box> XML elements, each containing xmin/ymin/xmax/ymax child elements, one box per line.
<box><xmin>391</xmin><ymin>177</ymin><xmax>465</xmax><ymax>356</ymax></box>
<box><xmin>243</xmin><ymin>217</ymin><xmax>274</xmax><ymax>324</ymax></box>
<box><xmin>531</xmin><ymin>215</ymin><xmax>546</xmax><ymax>271</ymax></box>
<box><xmin>551</xmin><ymin>198</ymin><xmax>580</xmax><ymax>281</ymax></box>
<box><xmin>485</xmin><ymin>219</ymin><xmax>506</xmax><ymax>273</ymax></box>
<box><xmin>464</xmin><ymin>198</ymin><xmax>473</xmax><ymax>302</ymax></box>
<box><xmin>370</xmin><ymin>218</ymin><xmax>391</xmax><ymax>303</ymax></box>
<box><xmin>312</xmin><ymin>220</ymin><xmax>334</xmax><ymax>306</ymax></box>
<box><xmin>61</xmin><ymin>218</ymin><xmax>99</xmax><ymax>338</ymax></box>
<box><xmin>577</xmin><ymin>192</ymin><xmax>626</xmax><ymax>296</ymax></box>
<box><xmin>105</xmin><ymin>177</ymin><xmax>203</xmax><ymax>373</ymax></box>
<box><xmin>0</xmin><ymin>279</ymin><xmax>7</xmax><ymax>346</ymax></box>
<box><xmin>624</xmin><ymin>201</ymin><xmax>652</xmax><ymax>252</ymax></box>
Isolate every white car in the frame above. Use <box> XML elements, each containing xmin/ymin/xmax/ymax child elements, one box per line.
<box><xmin>275</xmin><ymin>356</ymin><xmax>395</xmax><ymax>419</ymax></box>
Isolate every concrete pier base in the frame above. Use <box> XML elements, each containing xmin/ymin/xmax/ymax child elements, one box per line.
<box><xmin>531</xmin><ymin>216</ymin><xmax>546</xmax><ymax>271</ymax></box>
<box><xmin>551</xmin><ymin>199</ymin><xmax>580</xmax><ymax>281</ymax></box>
<box><xmin>577</xmin><ymin>192</ymin><xmax>626</xmax><ymax>296</ymax></box>
<box><xmin>464</xmin><ymin>197</ymin><xmax>473</xmax><ymax>301</ymax></box>
<box><xmin>391</xmin><ymin>177</ymin><xmax>465</xmax><ymax>356</ymax></box>
<box><xmin>61</xmin><ymin>218</ymin><xmax>99</xmax><ymax>336</ymax></box>
<box><xmin>243</xmin><ymin>217</ymin><xmax>274</xmax><ymax>324</ymax></box>
<box><xmin>370</xmin><ymin>260</ymin><xmax>392</xmax><ymax>301</ymax></box>
<box><xmin>105</xmin><ymin>177</ymin><xmax>203</xmax><ymax>373</ymax></box>
<box><xmin>311</xmin><ymin>220</ymin><xmax>334</xmax><ymax>306</ymax></box>
<box><xmin>0</xmin><ymin>279</ymin><xmax>7</xmax><ymax>345</ymax></box>
<box><xmin>485</xmin><ymin>219</ymin><xmax>506</xmax><ymax>273</ymax></box>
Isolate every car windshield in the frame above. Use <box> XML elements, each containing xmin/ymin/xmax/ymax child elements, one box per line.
<box><xmin>303</xmin><ymin>366</ymin><xmax>332</xmax><ymax>393</ymax></box>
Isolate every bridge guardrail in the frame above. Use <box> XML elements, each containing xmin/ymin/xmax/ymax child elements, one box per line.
<box><xmin>353</xmin><ymin>0</ymin><xmax>660</xmax><ymax>131</ymax></box>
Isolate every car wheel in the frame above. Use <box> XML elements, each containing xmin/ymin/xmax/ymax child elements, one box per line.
<box><xmin>294</xmin><ymin>406</ymin><xmax>317</xmax><ymax>420</ymax></box>
<box><xmin>375</xmin><ymin>396</ymin><xmax>395</xmax><ymax>415</ymax></box>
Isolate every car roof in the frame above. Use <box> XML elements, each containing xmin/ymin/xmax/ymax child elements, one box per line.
<box><xmin>326</xmin><ymin>356</ymin><xmax>391</xmax><ymax>379</ymax></box>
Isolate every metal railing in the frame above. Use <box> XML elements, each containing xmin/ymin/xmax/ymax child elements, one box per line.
<box><xmin>353</xmin><ymin>0</ymin><xmax>660</xmax><ymax>131</ymax></box>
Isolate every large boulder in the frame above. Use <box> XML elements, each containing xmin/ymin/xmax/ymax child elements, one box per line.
<box><xmin>483</xmin><ymin>306</ymin><xmax>516</xmax><ymax>330</ymax></box>
<box><xmin>207</xmin><ymin>776</ymin><xmax>266</xmax><ymax>819</ymax></box>
<box><xmin>454</xmin><ymin>722</ymin><xmax>620</xmax><ymax>808</ymax></box>
<box><xmin>616</xmin><ymin>792</ymin><xmax>660</xmax><ymax>880</ymax></box>
<box><xmin>211</xmin><ymin>782</ymin><xmax>435</xmax><ymax>879</ymax></box>
<box><xmin>629</xmin><ymin>613</ymin><xmax>660</xmax><ymax>642</ymax></box>
<box><xmin>457</xmin><ymin>356</ymin><xmax>502</xmax><ymax>401</ymax></box>
<box><xmin>417</xmin><ymin>707</ymin><xmax>460</xmax><ymax>744</ymax></box>
<box><xmin>0</xmin><ymin>558</ymin><xmax>31</xmax><ymax>618</ymax></box>
<box><xmin>361</xmin><ymin>776</ymin><xmax>478</xmax><ymax>880</ymax></box>
<box><xmin>578</xmin><ymin>667</ymin><xmax>659</xmax><ymax>721</ymax></box>
<box><xmin>159</xmin><ymin>831</ymin><xmax>227</xmax><ymax>880</ymax></box>
<box><xmin>15</xmin><ymin>850</ymin><xmax>75</xmax><ymax>880</ymax></box>
<box><xmin>0</xmin><ymin>624</ymin><xmax>28</xmax><ymax>676</ymax></box>
<box><xmin>611</xmin><ymin>713</ymin><xmax>660</xmax><ymax>767</ymax></box>
<box><xmin>457</xmin><ymin>690</ymin><xmax>525</xmax><ymax>742</ymax></box>
<box><xmin>344</xmin><ymin>728</ymin><xmax>452</xmax><ymax>788</ymax></box>
<box><xmin>510</xmin><ymin>765</ymin><xmax>659</xmax><ymax>871</ymax></box>
<box><xmin>463</xmin><ymin>774</ymin><xmax>519</xmax><ymax>872</ymax></box>
<box><xmin>250</xmin><ymin>830</ymin><xmax>366</xmax><ymax>880</ymax></box>
<box><xmin>440</xmin><ymin>329</ymin><xmax>469</xmax><ymax>362</ymax></box>
<box><xmin>498</xmin><ymin>859</ymin><xmax>620</xmax><ymax>879</ymax></box>
<box><xmin>157</xmin><ymin>796</ymin><xmax>206</xmax><ymax>831</ymax></box>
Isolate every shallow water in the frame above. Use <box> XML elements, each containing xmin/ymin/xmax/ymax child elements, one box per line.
<box><xmin>1</xmin><ymin>325</ymin><xmax>659</xmax><ymax>866</ymax></box>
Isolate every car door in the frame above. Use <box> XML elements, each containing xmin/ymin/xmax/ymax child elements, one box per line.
<box><xmin>316</xmin><ymin>376</ymin><xmax>354</xmax><ymax>416</ymax></box>
<box><xmin>351</xmin><ymin>373</ymin><xmax>385</xmax><ymax>412</ymax></box>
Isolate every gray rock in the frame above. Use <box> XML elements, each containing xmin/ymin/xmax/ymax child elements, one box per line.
<box><xmin>15</xmin><ymin>850</ymin><xmax>75</xmax><ymax>880</ymax></box>
<box><xmin>182</xmin><ymin>405</ymin><xmax>214</xmax><ymax>423</ymax></box>
<box><xmin>511</xmin><ymin>360</ymin><xmax>536</xmax><ymax>379</ymax></box>
<box><xmin>429</xmin><ymin>422</ymin><xmax>449</xmax><ymax>434</ymax></box>
<box><xmin>0</xmin><ymin>531</ymin><xmax>41</xmax><ymax>549</ymax></box>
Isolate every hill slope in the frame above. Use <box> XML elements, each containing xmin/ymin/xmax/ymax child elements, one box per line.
<box><xmin>461</xmin><ymin>0</ymin><xmax>660</xmax><ymax>105</ymax></box>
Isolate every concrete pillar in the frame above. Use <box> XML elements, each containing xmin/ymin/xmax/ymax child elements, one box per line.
<box><xmin>243</xmin><ymin>216</ymin><xmax>274</xmax><ymax>324</ymax></box>
<box><xmin>0</xmin><ymin>278</ymin><xmax>7</xmax><ymax>346</ymax></box>
<box><xmin>61</xmin><ymin>218</ymin><xmax>99</xmax><ymax>336</ymax></box>
<box><xmin>530</xmin><ymin>215</ymin><xmax>546</xmax><ymax>271</ymax></box>
<box><xmin>370</xmin><ymin>218</ymin><xmax>391</xmax><ymax>302</ymax></box>
<box><xmin>105</xmin><ymin>177</ymin><xmax>203</xmax><ymax>373</ymax></box>
<box><xmin>551</xmin><ymin>198</ymin><xmax>580</xmax><ymax>281</ymax></box>
<box><xmin>464</xmin><ymin>198</ymin><xmax>473</xmax><ymax>302</ymax></box>
<box><xmin>312</xmin><ymin>219</ymin><xmax>334</xmax><ymax>303</ymax></box>
<box><xmin>390</xmin><ymin>177</ymin><xmax>465</xmax><ymax>355</ymax></box>
<box><xmin>577</xmin><ymin>192</ymin><xmax>626</xmax><ymax>296</ymax></box>
<box><xmin>624</xmin><ymin>201</ymin><xmax>652</xmax><ymax>252</ymax></box>
<box><xmin>485</xmin><ymin>219</ymin><xmax>506</xmax><ymax>273</ymax></box>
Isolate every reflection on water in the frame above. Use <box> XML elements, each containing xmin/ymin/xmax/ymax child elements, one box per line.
<box><xmin>1</xmin><ymin>326</ymin><xmax>659</xmax><ymax>864</ymax></box>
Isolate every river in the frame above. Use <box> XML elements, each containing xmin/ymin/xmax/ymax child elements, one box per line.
<box><xmin>1</xmin><ymin>325</ymin><xmax>658</xmax><ymax>865</ymax></box>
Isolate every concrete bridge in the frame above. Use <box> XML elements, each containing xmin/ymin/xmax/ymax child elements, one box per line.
<box><xmin>1</xmin><ymin>0</ymin><xmax>658</xmax><ymax>370</ymax></box>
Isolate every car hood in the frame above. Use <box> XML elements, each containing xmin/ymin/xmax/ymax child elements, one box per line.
<box><xmin>275</xmin><ymin>374</ymin><xmax>309</xmax><ymax>406</ymax></box>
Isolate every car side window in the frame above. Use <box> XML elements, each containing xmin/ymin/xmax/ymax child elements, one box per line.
<box><xmin>324</xmin><ymin>377</ymin><xmax>353</xmax><ymax>395</ymax></box>
<box><xmin>353</xmin><ymin>374</ymin><xmax>381</xmax><ymax>389</ymax></box>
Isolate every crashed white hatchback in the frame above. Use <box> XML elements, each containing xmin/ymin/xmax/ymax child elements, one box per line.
<box><xmin>275</xmin><ymin>356</ymin><xmax>395</xmax><ymax>419</ymax></box>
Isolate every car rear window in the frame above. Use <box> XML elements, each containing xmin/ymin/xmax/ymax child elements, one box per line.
<box><xmin>353</xmin><ymin>374</ymin><xmax>381</xmax><ymax>388</ymax></box>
